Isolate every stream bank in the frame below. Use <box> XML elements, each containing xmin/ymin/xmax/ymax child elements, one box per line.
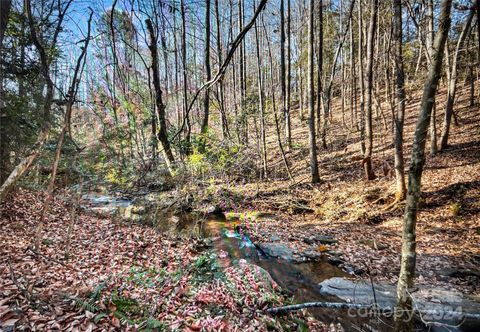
<box><xmin>81</xmin><ymin>192</ymin><xmax>480</xmax><ymax>331</ymax></box>
<box><xmin>1</xmin><ymin>188</ymin><xmax>325</xmax><ymax>331</ymax></box>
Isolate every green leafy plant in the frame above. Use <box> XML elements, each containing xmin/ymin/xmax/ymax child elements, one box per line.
<box><xmin>192</xmin><ymin>252</ymin><xmax>223</xmax><ymax>283</ymax></box>
<box><xmin>450</xmin><ymin>202</ymin><xmax>461</xmax><ymax>217</ymax></box>
<box><xmin>70</xmin><ymin>281</ymin><xmax>107</xmax><ymax>313</ymax></box>
<box><xmin>127</xmin><ymin>266</ymin><xmax>166</xmax><ymax>288</ymax></box>
<box><xmin>142</xmin><ymin>318</ymin><xmax>166</xmax><ymax>331</ymax></box>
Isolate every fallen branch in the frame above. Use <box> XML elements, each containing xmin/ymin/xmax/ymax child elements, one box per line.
<box><xmin>268</xmin><ymin>302</ymin><xmax>385</xmax><ymax>315</ymax></box>
<box><xmin>7</xmin><ymin>258</ymin><xmax>33</xmax><ymax>302</ymax></box>
<box><xmin>266</xmin><ymin>302</ymin><xmax>480</xmax><ymax>320</ymax></box>
<box><xmin>26</xmin><ymin>247</ymin><xmax>85</xmax><ymax>276</ymax></box>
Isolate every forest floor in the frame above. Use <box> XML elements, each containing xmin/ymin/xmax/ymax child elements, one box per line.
<box><xmin>1</xmin><ymin>84</ymin><xmax>479</xmax><ymax>332</ymax></box>
<box><xmin>228</xmin><ymin>84</ymin><xmax>480</xmax><ymax>298</ymax></box>
<box><xmin>0</xmin><ymin>189</ymin><xmax>327</xmax><ymax>331</ymax></box>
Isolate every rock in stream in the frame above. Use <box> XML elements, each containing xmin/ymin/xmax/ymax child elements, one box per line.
<box><xmin>319</xmin><ymin>277</ymin><xmax>480</xmax><ymax>320</ymax></box>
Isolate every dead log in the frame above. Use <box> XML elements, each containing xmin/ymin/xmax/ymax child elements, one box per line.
<box><xmin>267</xmin><ymin>301</ymin><xmax>480</xmax><ymax>320</ymax></box>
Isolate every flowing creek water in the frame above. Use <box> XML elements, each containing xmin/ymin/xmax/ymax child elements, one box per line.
<box><xmin>82</xmin><ymin>194</ymin><xmax>479</xmax><ymax>331</ymax></box>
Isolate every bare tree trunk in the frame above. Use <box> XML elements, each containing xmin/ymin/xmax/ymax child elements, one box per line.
<box><xmin>430</xmin><ymin>101</ymin><xmax>438</xmax><ymax>155</ymax></box>
<box><xmin>201</xmin><ymin>0</ymin><xmax>212</xmax><ymax>140</ymax></box>
<box><xmin>242</xmin><ymin>0</ymin><xmax>248</xmax><ymax>145</ymax></box>
<box><xmin>145</xmin><ymin>39</ymin><xmax>157</xmax><ymax>163</ymax></box>
<box><xmin>427</xmin><ymin>0</ymin><xmax>438</xmax><ymax>155</ymax></box>
<box><xmin>319</xmin><ymin>0</ymin><xmax>355</xmax><ymax>151</ymax></box>
<box><xmin>229</xmin><ymin>0</ymin><xmax>240</xmax><ymax>142</ymax></box>
<box><xmin>358</xmin><ymin>3</ymin><xmax>366</xmax><ymax>154</ymax></box>
<box><xmin>384</xmin><ymin>27</ymin><xmax>394</xmax><ymax>129</ymax></box>
<box><xmin>238</xmin><ymin>0</ymin><xmax>245</xmax><ymax>143</ymax></box>
<box><xmin>317</xmin><ymin>0</ymin><xmax>324</xmax><ymax>148</ymax></box>
<box><xmin>395</xmin><ymin>1</ymin><xmax>452</xmax><ymax>330</ymax></box>
<box><xmin>280</xmin><ymin>0</ymin><xmax>290</xmax><ymax>148</ymax></box>
<box><xmin>180</xmin><ymin>0</ymin><xmax>191</xmax><ymax>153</ymax></box>
<box><xmin>414</xmin><ymin>43</ymin><xmax>423</xmax><ymax>76</ymax></box>
<box><xmin>392</xmin><ymin>0</ymin><xmax>407</xmax><ymax>202</ymax></box>
<box><xmin>173</xmin><ymin>4</ymin><xmax>181</xmax><ymax>143</ymax></box>
<box><xmin>146</xmin><ymin>19</ymin><xmax>175</xmax><ymax>168</ymax></box>
<box><xmin>308</xmin><ymin>0</ymin><xmax>320</xmax><ymax>183</ymax></box>
<box><xmin>363</xmin><ymin>0</ymin><xmax>378</xmax><ymax>181</ymax></box>
<box><xmin>468</xmin><ymin>54</ymin><xmax>475</xmax><ymax>107</ymax></box>
<box><xmin>299</xmin><ymin>67</ymin><xmax>304</xmax><ymax>120</ymax></box>
<box><xmin>340</xmin><ymin>0</ymin><xmax>346</xmax><ymax>126</ymax></box>
<box><xmin>426</xmin><ymin>0</ymin><xmax>434</xmax><ymax>65</ymax></box>
<box><xmin>350</xmin><ymin>13</ymin><xmax>357</xmax><ymax>131</ymax></box>
<box><xmin>439</xmin><ymin>10</ymin><xmax>474</xmax><ymax>150</ymax></box>
<box><xmin>254</xmin><ymin>10</ymin><xmax>267</xmax><ymax>177</ymax></box>
<box><xmin>215</xmin><ymin>0</ymin><xmax>229</xmax><ymax>139</ymax></box>
<box><xmin>286</xmin><ymin>0</ymin><xmax>292</xmax><ymax>145</ymax></box>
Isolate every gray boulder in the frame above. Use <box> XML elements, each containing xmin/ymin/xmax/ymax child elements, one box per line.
<box><xmin>319</xmin><ymin>277</ymin><xmax>480</xmax><ymax>318</ymax></box>
<box><xmin>257</xmin><ymin>242</ymin><xmax>295</xmax><ymax>261</ymax></box>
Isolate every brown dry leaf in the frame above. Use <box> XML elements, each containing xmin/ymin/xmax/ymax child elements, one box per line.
<box><xmin>1</xmin><ymin>318</ymin><xmax>19</xmax><ymax>327</ymax></box>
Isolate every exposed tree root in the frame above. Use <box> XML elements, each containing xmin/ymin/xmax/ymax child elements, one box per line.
<box><xmin>384</xmin><ymin>196</ymin><xmax>406</xmax><ymax>212</ymax></box>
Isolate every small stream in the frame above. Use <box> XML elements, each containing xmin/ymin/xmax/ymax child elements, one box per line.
<box><xmin>82</xmin><ymin>194</ymin><xmax>479</xmax><ymax>331</ymax></box>
<box><xmin>201</xmin><ymin>215</ymin><xmax>394</xmax><ymax>331</ymax></box>
<box><xmin>202</xmin><ymin>217</ymin><xmax>480</xmax><ymax>332</ymax></box>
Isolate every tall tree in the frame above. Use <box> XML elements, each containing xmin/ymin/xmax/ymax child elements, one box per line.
<box><xmin>439</xmin><ymin>10</ymin><xmax>474</xmax><ymax>150</ymax></box>
<box><xmin>392</xmin><ymin>0</ymin><xmax>407</xmax><ymax>202</ymax></box>
<box><xmin>254</xmin><ymin>3</ymin><xmax>267</xmax><ymax>177</ymax></box>
<box><xmin>358</xmin><ymin>2</ymin><xmax>366</xmax><ymax>154</ymax></box>
<box><xmin>146</xmin><ymin>19</ymin><xmax>175</xmax><ymax>168</ymax></box>
<box><xmin>201</xmin><ymin>0</ymin><xmax>212</xmax><ymax>140</ymax></box>
<box><xmin>349</xmin><ymin>7</ymin><xmax>357</xmax><ymax>130</ymax></box>
<box><xmin>238</xmin><ymin>0</ymin><xmax>246</xmax><ymax>143</ymax></box>
<box><xmin>215</xmin><ymin>0</ymin><xmax>229</xmax><ymax>139</ymax></box>
<box><xmin>280</xmin><ymin>0</ymin><xmax>290</xmax><ymax>148</ymax></box>
<box><xmin>426</xmin><ymin>0</ymin><xmax>435</xmax><ymax>64</ymax></box>
<box><xmin>427</xmin><ymin>0</ymin><xmax>438</xmax><ymax>155</ymax></box>
<box><xmin>395</xmin><ymin>1</ymin><xmax>453</xmax><ymax>330</ymax></box>
<box><xmin>286</xmin><ymin>0</ymin><xmax>292</xmax><ymax>148</ymax></box>
<box><xmin>363</xmin><ymin>0</ymin><xmax>378</xmax><ymax>180</ymax></box>
<box><xmin>180</xmin><ymin>0</ymin><xmax>191</xmax><ymax>152</ymax></box>
<box><xmin>316</xmin><ymin>0</ymin><xmax>323</xmax><ymax>148</ymax></box>
<box><xmin>308</xmin><ymin>0</ymin><xmax>320</xmax><ymax>183</ymax></box>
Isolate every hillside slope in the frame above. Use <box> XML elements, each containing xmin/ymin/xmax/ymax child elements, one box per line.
<box><xmin>232</xmin><ymin>83</ymin><xmax>480</xmax><ymax>296</ymax></box>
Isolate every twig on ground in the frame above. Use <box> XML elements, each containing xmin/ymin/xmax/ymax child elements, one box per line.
<box><xmin>7</xmin><ymin>258</ymin><xmax>33</xmax><ymax>302</ymax></box>
<box><xmin>26</xmin><ymin>247</ymin><xmax>86</xmax><ymax>279</ymax></box>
